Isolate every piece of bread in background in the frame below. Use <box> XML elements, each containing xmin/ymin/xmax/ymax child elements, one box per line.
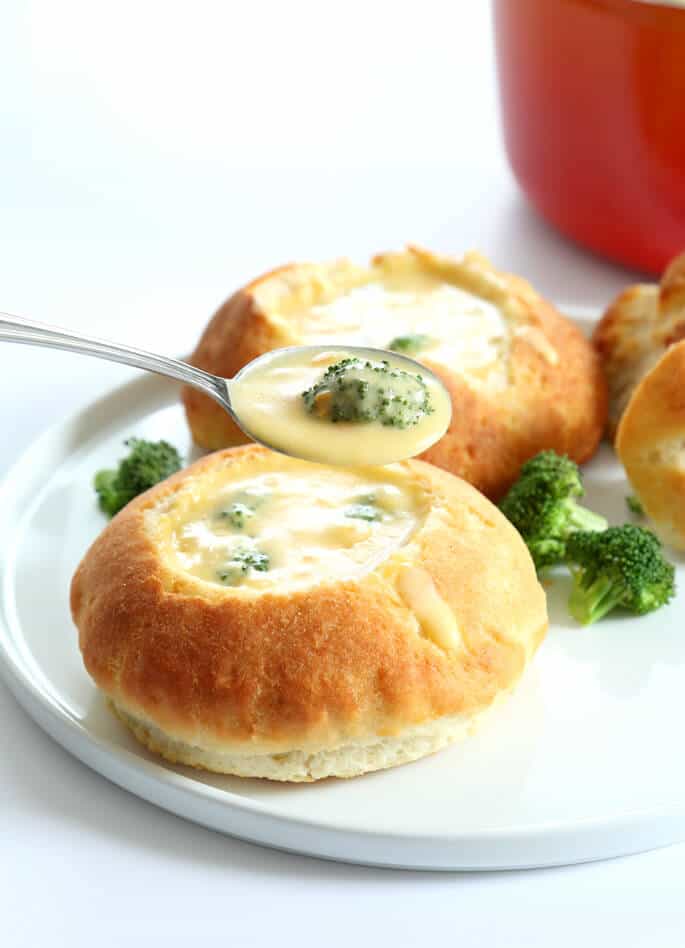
<box><xmin>182</xmin><ymin>247</ymin><xmax>606</xmax><ymax>500</ymax></box>
<box><xmin>71</xmin><ymin>444</ymin><xmax>548</xmax><ymax>782</ymax></box>
<box><xmin>593</xmin><ymin>251</ymin><xmax>685</xmax><ymax>439</ymax></box>
<box><xmin>616</xmin><ymin>340</ymin><xmax>685</xmax><ymax>552</ymax></box>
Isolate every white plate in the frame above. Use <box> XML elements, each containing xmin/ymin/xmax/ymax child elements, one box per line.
<box><xmin>1</xmin><ymin>353</ymin><xmax>684</xmax><ymax>871</ymax></box>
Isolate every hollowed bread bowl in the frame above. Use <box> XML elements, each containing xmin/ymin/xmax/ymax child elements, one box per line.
<box><xmin>71</xmin><ymin>445</ymin><xmax>547</xmax><ymax>781</ymax></box>
<box><xmin>182</xmin><ymin>246</ymin><xmax>606</xmax><ymax>500</ymax></box>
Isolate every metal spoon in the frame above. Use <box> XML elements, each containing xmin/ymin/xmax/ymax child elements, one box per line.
<box><xmin>0</xmin><ymin>312</ymin><xmax>450</xmax><ymax>461</ymax></box>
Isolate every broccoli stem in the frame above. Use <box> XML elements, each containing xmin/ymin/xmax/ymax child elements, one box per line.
<box><xmin>564</xmin><ymin>501</ymin><xmax>608</xmax><ymax>535</ymax></box>
<box><xmin>568</xmin><ymin>573</ymin><xmax>626</xmax><ymax>626</ymax></box>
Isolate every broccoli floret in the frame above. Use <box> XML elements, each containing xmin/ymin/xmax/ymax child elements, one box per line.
<box><xmin>499</xmin><ymin>451</ymin><xmax>607</xmax><ymax>570</ymax></box>
<box><xmin>217</xmin><ymin>547</ymin><xmax>270</xmax><ymax>585</ymax></box>
<box><xmin>626</xmin><ymin>494</ymin><xmax>645</xmax><ymax>517</ymax></box>
<box><xmin>387</xmin><ymin>334</ymin><xmax>433</xmax><ymax>356</ymax></box>
<box><xmin>302</xmin><ymin>357</ymin><xmax>433</xmax><ymax>429</ymax></box>
<box><xmin>93</xmin><ymin>469</ymin><xmax>119</xmax><ymax>515</ymax></box>
<box><xmin>94</xmin><ymin>438</ymin><xmax>182</xmax><ymax>517</ymax></box>
<box><xmin>345</xmin><ymin>503</ymin><xmax>380</xmax><ymax>522</ymax></box>
<box><xmin>215</xmin><ymin>489</ymin><xmax>268</xmax><ymax>531</ymax></box>
<box><xmin>566</xmin><ymin>525</ymin><xmax>675</xmax><ymax>625</ymax></box>
<box><xmin>218</xmin><ymin>501</ymin><xmax>256</xmax><ymax>530</ymax></box>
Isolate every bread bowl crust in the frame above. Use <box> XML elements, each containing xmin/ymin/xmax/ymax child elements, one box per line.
<box><xmin>593</xmin><ymin>251</ymin><xmax>685</xmax><ymax>438</ymax></box>
<box><xmin>71</xmin><ymin>445</ymin><xmax>547</xmax><ymax>767</ymax></box>
<box><xmin>182</xmin><ymin>247</ymin><xmax>606</xmax><ymax>500</ymax></box>
<box><xmin>616</xmin><ymin>340</ymin><xmax>685</xmax><ymax>551</ymax></box>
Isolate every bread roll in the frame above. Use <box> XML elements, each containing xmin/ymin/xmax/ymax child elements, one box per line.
<box><xmin>182</xmin><ymin>247</ymin><xmax>606</xmax><ymax>500</ymax></box>
<box><xmin>616</xmin><ymin>340</ymin><xmax>685</xmax><ymax>552</ymax></box>
<box><xmin>71</xmin><ymin>445</ymin><xmax>547</xmax><ymax>781</ymax></box>
<box><xmin>594</xmin><ymin>250</ymin><xmax>685</xmax><ymax>438</ymax></box>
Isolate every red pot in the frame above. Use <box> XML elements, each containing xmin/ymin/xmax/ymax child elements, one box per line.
<box><xmin>494</xmin><ymin>0</ymin><xmax>685</xmax><ymax>274</ymax></box>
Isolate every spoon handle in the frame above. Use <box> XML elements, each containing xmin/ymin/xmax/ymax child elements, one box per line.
<box><xmin>0</xmin><ymin>311</ymin><xmax>230</xmax><ymax>409</ymax></box>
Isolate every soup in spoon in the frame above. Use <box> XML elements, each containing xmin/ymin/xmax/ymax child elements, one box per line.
<box><xmin>228</xmin><ymin>346</ymin><xmax>452</xmax><ymax>467</ymax></box>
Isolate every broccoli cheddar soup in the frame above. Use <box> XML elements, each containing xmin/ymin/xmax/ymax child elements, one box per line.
<box><xmin>228</xmin><ymin>347</ymin><xmax>452</xmax><ymax>467</ymax></box>
<box><xmin>162</xmin><ymin>466</ymin><xmax>423</xmax><ymax>591</ymax></box>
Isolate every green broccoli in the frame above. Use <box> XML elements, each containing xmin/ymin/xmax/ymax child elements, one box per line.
<box><xmin>626</xmin><ymin>494</ymin><xmax>645</xmax><ymax>517</ymax></box>
<box><xmin>217</xmin><ymin>547</ymin><xmax>270</xmax><ymax>585</ymax></box>
<box><xmin>302</xmin><ymin>357</ymin><xmax>433</xmax><ymax>429</ymax></box>
<box><xmin>215</xmin><ymin>489</ymin><xmax>269</xmax><ymax>531</ymax></box>
<box><xmin>94</xmin><ymin>438</ymin><xmax>182</xmax><ymax>517</ymax></box>
<box><xmin>218</xmin><ymin>501</ymin><xmax>256</xmax><ymax>530</ymax></box>
<box><xmin>566</xmin><ymin>525</ymin><xmax>675</xmax><ymax>625</ymax></box>
<box><xmin>345</xmin><ymin>503</ymin><xmax>380</xmax><ymax>522</ymax></box>
<box><xmin>499</xmin><ymin>451</ymin><xmax>607</xmax><ymax>570</ymax></box>
<box><xmin>387</xmin><ymin>333</ymin><xmax>433</xmax><ymax>356</ymax></box>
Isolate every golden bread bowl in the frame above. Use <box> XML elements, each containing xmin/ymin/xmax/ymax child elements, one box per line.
<box><xmin>182</xmin><ymin>247</ymin><xmax>607</xmax><ymax>500</ymax></box>
<box><xmin>593</xmin><ymin>250</ymin><xmax>685</xmax><ymax>438</ymax></box>
<box><xmin>616</xmin><ymin>340</ymin><xmax>685</xmax><ymax>552</ymax></box>
<box><xmin>71</xmin><ymin>445</ymin><xmax>547</xmax><ymax>782</ymax></box>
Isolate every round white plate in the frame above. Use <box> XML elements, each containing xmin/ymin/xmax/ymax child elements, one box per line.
<box><xmin>1</xmin><ymin>359</ymin><xmax>684</xmax><ymax>871</ymax></box>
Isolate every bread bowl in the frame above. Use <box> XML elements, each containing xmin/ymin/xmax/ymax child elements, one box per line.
<box><xmin>71</xmin><ymin>444</ymin><xmax>548</xmax><ymax>781</ymax></box>
<box><xmin>616</xmin><ymin>340</ymin><xmax>685</xmax><ymax>552</ymax></box>
<box><xmin>182</xmin><ymin>246</ymin><xmax>607</xmax><ymax>500</ymax></box>
<box><xmin>593</xmin><ymin>250</ymin><xmax>685</xmax><ymax>438</ymax></box>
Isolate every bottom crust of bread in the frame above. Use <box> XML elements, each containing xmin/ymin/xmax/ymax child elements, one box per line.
<box><xmin>111</xmin><ymin>699</ymin><xmax>500</xmax><ymax>782</ymax></box>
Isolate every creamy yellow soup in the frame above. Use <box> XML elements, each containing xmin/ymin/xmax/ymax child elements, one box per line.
<box><xmin>292</xmin><ymin>270</ymin><xmax>509</xmax><ymax>376</ymax></box>
<box><xmin>228</xmin><ymin>347</ymin><xmax>452</xmax><ymax>467</ymax></box>
<box><xmin>166</xmin><ymin>466</ymin><xmax>423</xmax><ymax>591</ymax></box>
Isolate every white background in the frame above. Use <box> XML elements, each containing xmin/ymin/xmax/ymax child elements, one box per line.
<box><xmin>2</xmin><ymin>2</ymin><xmax>683</xmax><ymax>945</ymax></box>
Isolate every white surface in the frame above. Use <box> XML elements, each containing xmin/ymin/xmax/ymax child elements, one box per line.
<box><xmin>3</xmin><ymin>332</ymin><xmax>685</xmax><ymax>873</ymax></box>
<box><xmin>2</xmin><ymin>1</ymin><xmax>684</xmax><ymax>945</ymax></box>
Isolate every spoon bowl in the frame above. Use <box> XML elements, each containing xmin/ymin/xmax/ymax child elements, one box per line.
<box><xmin>230</xmin><ymin>344</ymin><xmax>452</xmax><ymax>465</ymax></box>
